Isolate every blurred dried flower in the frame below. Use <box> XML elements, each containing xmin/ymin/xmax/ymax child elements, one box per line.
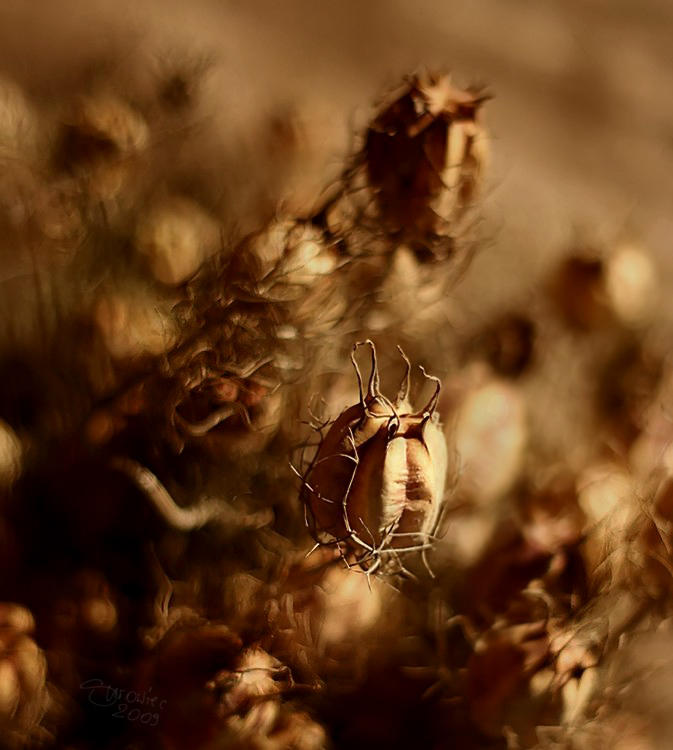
<box><xmin>244</xmin><ymin>219</ymin><xmax>346</xmax><ymax>337</ymax></box>
<box><xmin>0</xmin><ymin>603</ymin><xmax>51</xmax><ymax>749</ymax></box>
<box><xmin>175</xmin><ymin>368</ymin><xmax>285</xmax><ymax>458</ymax></box>
<box><xmin>135</xmin><ymin>196</ymin><xmax>222</xmax><ymax>286</ymax></box>
<box><xmin>93</xmin><ymin>289</ymin><xmax>178</xmax><ymax>360</ymax></box>
<box><xmin>66</xmin><ymin>93</ymin><xmax>149</xmax><ymax>159</ymax></box>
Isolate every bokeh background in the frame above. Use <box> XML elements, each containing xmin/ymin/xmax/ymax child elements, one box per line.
<box><xmin>1</xmin><ymin>0</ymin><xmax>672</xmax><ymax>328</ymax></box>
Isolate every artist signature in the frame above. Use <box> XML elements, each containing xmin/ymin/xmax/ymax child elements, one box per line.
<box><xmin>80</xmin><ymin>679</ymin><xmax>167</xmax><ymax>727</ymax></box>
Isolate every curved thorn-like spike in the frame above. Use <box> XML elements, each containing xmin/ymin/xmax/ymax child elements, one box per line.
<box><xmin>352</xmin><ymin>340</ymin><xmax>380</xmax><ymax>401</ymax></box>
<box><xmin>350</xmin><ymin>343</ymin><xmax>366</xmax><ymax>408</ymax></box>
<box><xmin>396</xmin><ymin>345</ymin><xmax>412</xmax><ymax>405</ymax></box>
<box><xmin>304</xmin><ymin>542</ymin><xmax>323</xmax><ymax>561</ymax></box>
<box><xmin>366</xmin><ymin>340</ymin><xmax>380</xmax><ymax>399</ymax></box>
<box><xmin>418</xmin><ymin>365</ymin><xmax>441</xmax><ymax>417</ymax></box>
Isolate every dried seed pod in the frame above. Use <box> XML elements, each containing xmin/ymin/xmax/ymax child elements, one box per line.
<box><xmin>365</xmin><ymin>71</ymin><xmax>488</xmax><ymax>252</ymax></box>
<box><xmin>302</xmin><ymin>341</ymin><xmax>448</xmax><ymax>570</ymax></box>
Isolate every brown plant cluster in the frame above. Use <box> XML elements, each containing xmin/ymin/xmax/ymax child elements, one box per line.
<box><xmin>0</xmin><ymin>39</ymin><xmax>671</xmax><ymax>750</ymax></box>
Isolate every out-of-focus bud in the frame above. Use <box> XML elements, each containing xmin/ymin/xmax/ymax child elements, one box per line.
<box><xmin>473</xmin><ymin>312</ymin><xmax>537</xmax><ymax>378</ymax></box>
<box><xmin>316</xmin><ymin>563</ymin><xmax>383</xmax><ymax>649</ymax></box>
<box><xmin>247</xmin><ymin>220</ymin><xmax>336</xmax><ymax>286</ymax></box>
<box><xmin>363</xmin><ymin>246</ymin><xmax>451</xmax><ymax>344</ymax></box>
<box><xmin>266</xmin><ymin>710</ymin><xmax>327</xmax><ymax>750</ymax></box>
<box><xmin>447</xmin><ymin>369</ymin><xmax>528</xmax><ymax>508</ymax></box>
<box><xmin>0</xmin><ymin>76</ymin><xmax>39</xmax><ymax>158</ymax></box>
<box><xmin>53</xmin><ymin>93</ymin><xmax>150</xmax><ymax>213</ymax></box>
<box><xmin>0</xmin><ymin>420</ymin><xmax>23</xmax><ymax>490</ymax></box>
<box><xmin>578</xmin><ymin>463</ymin><xmax>635</xmax><ymax>533</ymax></box>
<box><xmin>604</xmin><ymin>243</ymin><xmax>656</xmax><ymax>327</ymax></box>
<box><xmin>551</xmin><ymin>242</ymin><xmax>656</xmax><ymax>330</ymax></box>
<box><xmin>577</xmin><ymin>463</ymin><xmax>639</xmax><ymax>590</ymax></box>
<box><xmin>135</xmin><ymin>196</ymin><xmax>222</xmax><ymax>285</ymax></box>
<box><xmin>217</xmin><ymin>647</ymin><xmax>284</xmax><ymax>738</ymax></box>
<box><xmin>70</xmin><ymin>93</ymin><xmax>149</xmax><ymax>156</ymax></box>
<box><xmin>551</xmin><ymin>253</ymin><xmax>608</xmax><ymax>330</ymax></box>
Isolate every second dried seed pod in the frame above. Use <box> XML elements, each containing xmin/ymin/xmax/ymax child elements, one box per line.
<box><xmin>302</xmin><ymin>341</ymin><xmax>448</xmax><ymax>571</ymax></box>
<box><xmin>365</xmin><ymin>71</ymin><xmax>488</xmax><ymax>253</ymax></box>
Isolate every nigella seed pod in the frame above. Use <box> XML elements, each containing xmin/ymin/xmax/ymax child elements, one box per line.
<box><xmin>302</xmin><ymin>341</ymin><xmax>448</xmax><ymax>570</ymax></box>
<box><xmin>365</xmin><ymin>71</ymin><xmax>488</xmax><ymax>253</ymax></box>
